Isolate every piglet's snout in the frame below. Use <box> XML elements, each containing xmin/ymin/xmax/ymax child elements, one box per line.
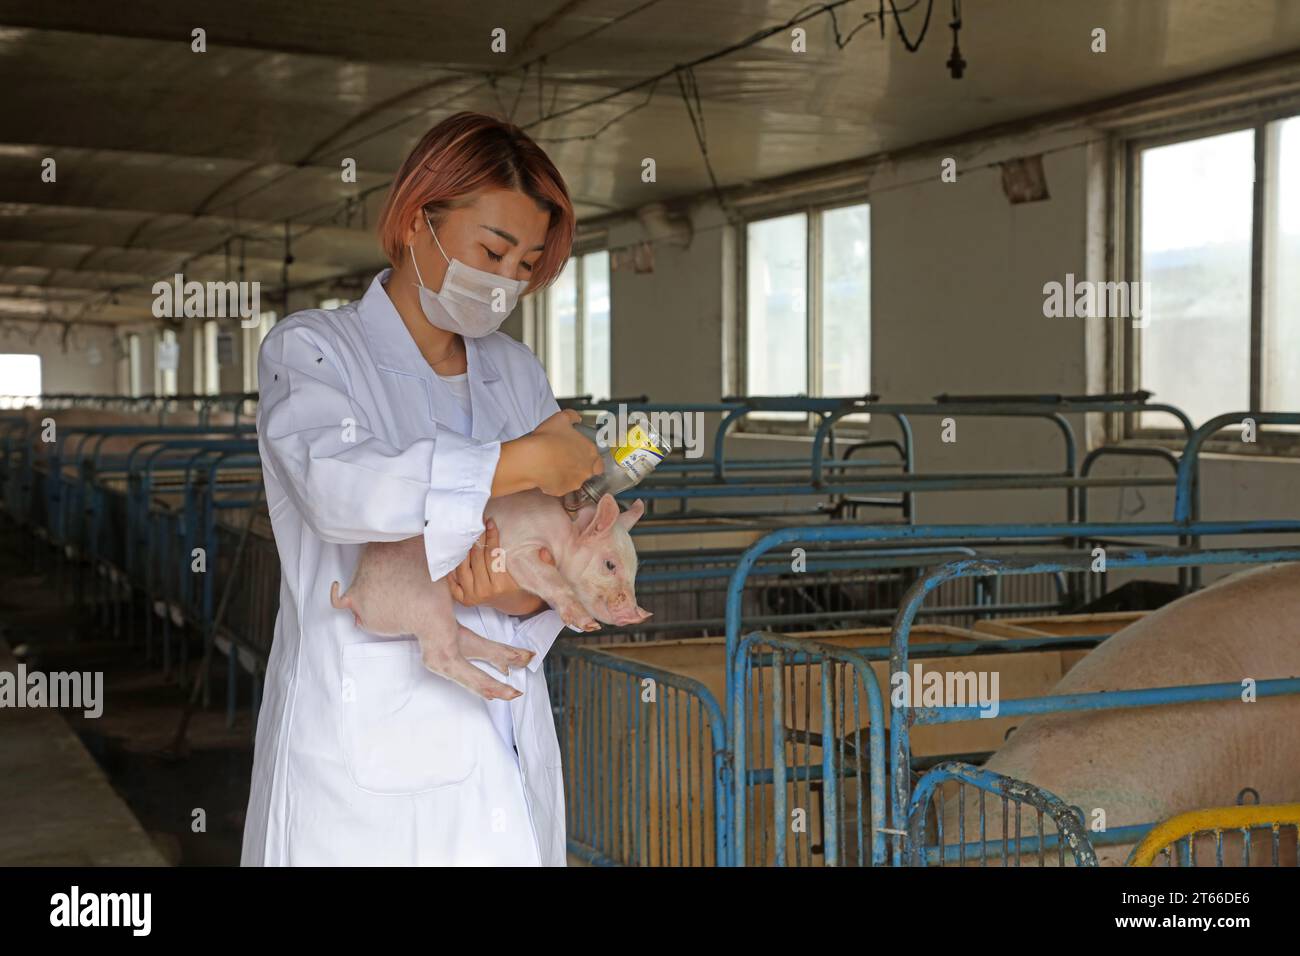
<box><xmin>606</xmin><ymin>591</ymin><xmax>652</xmax><ymax>626</ymax></box>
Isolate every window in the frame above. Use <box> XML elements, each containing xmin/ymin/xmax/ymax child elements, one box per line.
<box><xmin>1263</xmin><ymin>117</ymin><xmax>1300</xmax><ymax>412</ymax></box>
<box><xmin>192</xmin><ymin>324</ymin><xmax>205</xmax><ymax>401</ymax></box>
<box><xmin>1126</xmin><ymin>113</ymin><xmax>1300</xmax><ymax>433</ymax></box>
<box><xmin>746</xmin><ymin>214</ymin><xmax>807</xmax><ymax>403</ymax></box>
<box><xmin>0</xmin><ymin>354</ymin><xmax>40</xmax><ymax>408</ymax></box>
<box><xmin>243</xmin><ymin>312</ymin><xmax>276</xmax><ymax>393</ymax></box>
<box><xmin>820</xmin><ymin>205</ymin><xmax>873</xmax><ymax>400</ymax></box>
<box><xmin>127</xmin><ymin>333</ymin><xmax>143</xmax><ymax>397</ymax></box>
<box><xmin>742</xmin><ymin>202</ymin><xmax>871</xmax><ymax>423</ymax></box>
<box><xmin>543</xmin><ymin>251</ymin><xmax>610</xmax><ymax>401</ymax></box>
<box><xmin>202</xmin><ymin>320</ymin><xmax>219</xmax><ymax>395</ymax></box>
<box><xmin>155</xmin><ymin>329</ymin><xmax>179</xmax><ymax>397</ymax></box>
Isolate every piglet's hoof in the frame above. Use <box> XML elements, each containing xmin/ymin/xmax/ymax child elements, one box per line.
<box><xmin>558</xmin><ymin>602</ymin><xmax>599</xmax><ymax>633</ymax></box>
<box><xmin>420</xmin><ymin>629</ymin><xmax>523</xmax><ymax>701</ymax></box>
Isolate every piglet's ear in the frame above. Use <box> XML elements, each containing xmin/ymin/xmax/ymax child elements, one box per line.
<box><xmin>580</xmin><ymin>493</ymin><xmax>621</xmax><ymax>540</ymax></box>
<box><xmin>616</xmin><ymin>498</ymin><xmax>645</xmax><ymax>531</ymax></box>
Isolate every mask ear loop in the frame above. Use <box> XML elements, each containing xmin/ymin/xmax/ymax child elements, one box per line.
<box><xmin>408</xmin><ymin>242</ymin><xmax>429</xmax><ymax>290</ymax></box>
<box><xmin>409</xmin><ymin>211</ymin><xmax>449</xmax><ymax>292</ymax></box>
<box><xmin>425</xmin><ymin>211</ymin><xmax>452</xmax><ymax>266</ymax></box>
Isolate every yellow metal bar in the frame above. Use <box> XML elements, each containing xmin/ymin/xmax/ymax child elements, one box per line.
<box><xmin>1127</xmin><ymin>804</ymin><xmax>1300</xmax><ymax>866</ymax></box>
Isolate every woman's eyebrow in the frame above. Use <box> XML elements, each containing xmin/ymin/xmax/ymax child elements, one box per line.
<box><xmin>480</xmin><ymin>224</ymin><xmax>545</xmax><ymax>252</ymax></box>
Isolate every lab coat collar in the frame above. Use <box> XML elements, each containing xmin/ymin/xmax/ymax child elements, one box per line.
<box><xmin>462</xmin><ymin>335</ymin><xmax>510</xmax><ymax>442</ymax></box>
<box><xmin>361</xmin><ymin>269</ymin><xmax>510</xmax><ymax>441</ymax></box>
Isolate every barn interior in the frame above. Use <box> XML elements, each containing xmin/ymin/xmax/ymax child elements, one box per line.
<box><xmin>2</xmin><ymin>0</ymin><xmax>1299</xmax><ymax>872</ymax></box>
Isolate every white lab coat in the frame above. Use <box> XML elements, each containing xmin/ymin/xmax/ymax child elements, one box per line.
<box><xmin>240</xmin><ymin>269</ymin><xmax>569</xmax><ymax>866</ymax></box>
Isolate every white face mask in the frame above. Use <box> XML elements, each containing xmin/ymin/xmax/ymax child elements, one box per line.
<box><xmin>408</xmin><ymin>213</ymin><xmax>527</xmax><ymax>337</ymax></box>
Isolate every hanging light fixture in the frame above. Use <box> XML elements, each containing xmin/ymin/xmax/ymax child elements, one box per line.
<box><xmin>946</xmin><ymin>0</ymin><xmax>966</xmax><ymax>79</ymax></box>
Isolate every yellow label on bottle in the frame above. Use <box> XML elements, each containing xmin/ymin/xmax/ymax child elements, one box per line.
<box><xmin>613</xmin><ymin>425</ymin><xmax>666</xmax><ymax>464</ymax></box>
<box><xmin>612</xmin><ymin>424</ymin><xmax>667</xmax><ymax>481</ymax></box>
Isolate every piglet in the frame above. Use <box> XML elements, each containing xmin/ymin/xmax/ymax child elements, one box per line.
<box><xmin>331</xmin><ymin>492</ymin><xmax>649</xmax><ymax>700</ymax></box>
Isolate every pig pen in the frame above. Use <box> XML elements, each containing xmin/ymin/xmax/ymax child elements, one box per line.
<box><xmin>894</xmin><ymin>550</ymin><xmax>1300</xmax><ymax>868</ymax></box>
<box><xmin>586</xmin><ymin>522</ymin><xmax>1081</xmax><ymax>649</ymax></box>
<box><xmin>1</xmin><ymin>409</ymin><xmax>264</xmax><ymax>711</ymax></box>
<box><xmin>550</xmin><ymin>538</ymin><xmax>1300</xmax><ymax>867</ymax></box>
<box><xmin>545</xmin><ymin>620</ymin><xmax>1104</xmax><ymax>866</ymax></box>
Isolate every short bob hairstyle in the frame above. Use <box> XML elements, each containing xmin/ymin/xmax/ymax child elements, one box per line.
<box><xmin>377</xmin><ymin>111</ymin><xmax>576</xmax><ymax>293</ymax></box>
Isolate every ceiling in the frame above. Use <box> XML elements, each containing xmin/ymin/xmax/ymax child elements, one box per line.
<box><xmin>2</xmin><ymin>0</ymin><xmax>1299</xmax><ymax>328</ymax></box>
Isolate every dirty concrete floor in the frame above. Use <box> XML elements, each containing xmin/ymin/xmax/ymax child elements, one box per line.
<box><xmin>0</xmin><ymin>522</ymin><xmax>253</xmax><ymax>866</ymax></box>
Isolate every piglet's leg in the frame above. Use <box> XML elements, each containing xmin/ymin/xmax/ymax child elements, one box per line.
<box><xmin>404</xmin><ymin>576</ymin><xmax>521</xmax><ymax>699</ymax></box>
<box><xmin>508</xmin><ymin>551</ymin><xmax>599</xmax><ymax>632</ymax></box>
<box><xmin>417</xmin><ymin>618</ymin><xmax>522</xmax><ymax>701</ymax></box>
<box><xmin>457</xmin><ymin>626</ymin><xmax>535</xmax><ymax>676</ymax></box>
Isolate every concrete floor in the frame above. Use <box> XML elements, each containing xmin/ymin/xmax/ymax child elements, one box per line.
<box><xmin>0</xmin><ymin>523</ymin><xmax>595</xmax><ymax>867</ymax></box>
<box><xmin>0</xmin><ymin>524</ymin><xmax>253</xmax><ymax>865</ymax></box>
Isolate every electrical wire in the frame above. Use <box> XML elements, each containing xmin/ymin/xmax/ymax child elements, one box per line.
<box><xmin>887</xmin><ymin>0</ymin><xmax>935</xmax><ymax>53</ymax></box>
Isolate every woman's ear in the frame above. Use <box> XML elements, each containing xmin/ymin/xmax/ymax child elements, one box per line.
<box><xmin>403</xmin><ymin>212</ymin><xmax>425</xmax><ymax>247</ymax></box>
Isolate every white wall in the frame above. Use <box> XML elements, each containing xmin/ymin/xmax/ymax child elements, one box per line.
<box><xmin>589</xmin><ymin>117</ymin><xmax>1300</xmax><ymax>559</ymax></box>
<box><xmin>1</xmin><ymin>324</ymin><xmax>118</xmax><ymax>395</ymax></box>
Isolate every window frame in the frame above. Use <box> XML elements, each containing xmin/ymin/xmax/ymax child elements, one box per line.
<box><xmin>736</xmin><ymin>196</ymin><xmax>872</xmax><ymax>436</ymax></box>
<box><xmin>1111</xmin><ymin>103</ymin><xmax>1300</xmax><ymax>456</ymax></box>
<box><xmin>534</xmin><ymin>249</ymin><xmax>612</xmax><ymax>402</ymax></box>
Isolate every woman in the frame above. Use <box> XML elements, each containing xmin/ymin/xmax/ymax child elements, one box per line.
<box><xmin>240</xmin><ymin>112</ymin><xmax>603</xmax><ymax>866</ymax></box>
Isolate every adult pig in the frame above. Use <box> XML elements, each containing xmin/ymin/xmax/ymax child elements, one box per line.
<box><xmin>937</xmin><ymin>562</ymin><xmax>1300</xmax><ymax>865</ymax></box>
<box><xmin>331</xmin><ymin>491</ymin><xmax>649</xmax><ymax>700</ymax></box>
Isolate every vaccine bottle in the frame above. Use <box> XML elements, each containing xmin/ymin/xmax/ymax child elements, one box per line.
<box><xmin>562</xmin><ymin>419</ymin><xmax>670</xmax><ymax>512</ymax></box>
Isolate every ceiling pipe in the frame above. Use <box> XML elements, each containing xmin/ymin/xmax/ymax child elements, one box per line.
<box><xmin>634</xmin><ymin>201</ymin><xmax>692</xmax><ymax>249</ymax></box>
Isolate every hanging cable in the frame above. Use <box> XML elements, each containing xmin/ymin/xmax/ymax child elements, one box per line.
<box><xmin>530</xmin><ymin>79</ymin><xmax>661</xmax><ymax>144</ymax></box>
<box><xmin>282</xmin><ymin>221</ymin><xmax>294</xmax><ymax>313</ymax></box>
<box><xmin>79</xmin><ymin>0</ymin><xmax>949</xmax><ymax>320</ymax></box>
<box><xmin>675</xmin><ymin>67</ymin><xmax>738</xmax><ymax>225</ymax></box>
<box><xmin>886</xmin><ymin>0</ymin><xmax>935</xmax><ymax>53</ymax></box>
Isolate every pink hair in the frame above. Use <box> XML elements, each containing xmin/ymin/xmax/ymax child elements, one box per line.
<box><xmin>377</xmin><ymin>111</ymin><xmax>576</xmax><ymax>292</ymax></box>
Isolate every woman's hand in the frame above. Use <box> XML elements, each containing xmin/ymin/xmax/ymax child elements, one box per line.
<box><xmin>493</xmin><ymin>409</ymin><xmax>602</xmax><ymax>497</ymax></box>
<box><xmin>448</xmin><ymin>518</ymin><xmax>549</xmax><ymax>616</ymax></box>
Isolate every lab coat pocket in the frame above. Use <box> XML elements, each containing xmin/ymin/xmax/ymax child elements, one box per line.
<box><xmin>340</xmin><ymin>639</ymin><xmax>479</xmax><ymax>795</ymax></box>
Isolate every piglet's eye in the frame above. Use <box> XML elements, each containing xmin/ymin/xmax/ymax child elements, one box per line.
<box><xmin>605</xmin><ymin>560</ymin><xmax>616</xmax><ymax>572</ymax></box>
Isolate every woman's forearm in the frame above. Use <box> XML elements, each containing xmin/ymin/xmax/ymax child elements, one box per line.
<box><xmin>490</xmin><ymin>590</ymin><xmax>547</xmax><ymax>617</ymax></box>
<box><xmin>491</xmin><ymin>436</ymin><xmax>541</xmax><ymax>497</ymax></box>
<box><xmin>492</xmin><ymin>411</ymin><xmax>603</xmax><ymax>498</ymax></box>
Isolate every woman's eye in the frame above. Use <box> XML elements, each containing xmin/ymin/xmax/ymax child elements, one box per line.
<box><xmin>483</xmin><ymin>247</ymin><xmax>504</xmax><ymax>263</ymax></box>
<box><xmin>605</xmin><ymin>560</ymin><xmax>616</xmax><ymax>572</ymax></box>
